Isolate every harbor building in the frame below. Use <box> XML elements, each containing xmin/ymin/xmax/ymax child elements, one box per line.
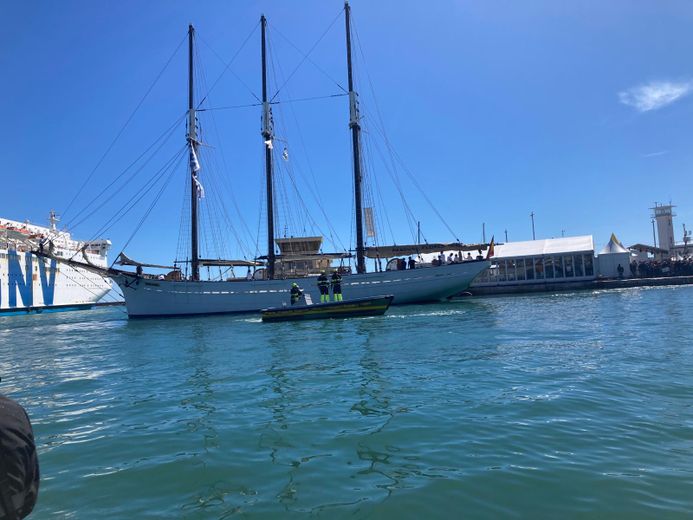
<box><xmin>416</xmin><ymin>234</ymin><xmax>657</xmax><ymax>296</ymax></box>
<box><xmin>468</xmin><ymin>235</ymin><xmax>598</xmax><ymax>294</ymax></box>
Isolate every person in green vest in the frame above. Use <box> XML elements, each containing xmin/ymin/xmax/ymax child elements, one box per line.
<box><xmin>317</xmin><ymin>271</ymin><xmax>330</xmax><ymax>303</ymax></box>
<box><xmin>330</xmin><ymin>270</ymin><xmax>343</xmax><ymax>301</ymax></box>
<box><xmin>290</xmin><ymin>283</ymin><xmax>303</xmax><ymax>305</ymax></box>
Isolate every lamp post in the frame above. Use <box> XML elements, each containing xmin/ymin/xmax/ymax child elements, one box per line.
<box><xmin>530</xmin><ymin>212</ymin><xmax>536</xmax><ymax>240</ymax></box>
<box><xmin>651</xmin><ymin>219</ymin><xmax>657</xmax><ymax>248</ymax></box>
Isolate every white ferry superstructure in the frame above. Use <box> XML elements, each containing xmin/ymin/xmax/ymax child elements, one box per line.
<box><xmin>0</xmin><ymin>213</ymin><xmax>111</xmax><ymax>315</ymax></box>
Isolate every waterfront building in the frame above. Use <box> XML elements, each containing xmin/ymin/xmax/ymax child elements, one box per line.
<box><xmin>469</xmin><ymin>236</ymin><xmax>597</xmax><ymax>293</ymax></box>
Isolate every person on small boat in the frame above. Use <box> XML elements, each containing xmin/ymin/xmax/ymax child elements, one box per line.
<box><xmin>290</xmin><ymin>283</ymin><xmax>303</xmax><ymax>305</ymax></box>
<box><xmin>317</xmin><ymin>271</ymin><xmax>330</xmax><ymax>303</ymax></box>
<box><xmin>330</xmin><ymin>270</ymin><xmax>343</xmax><ymax>301</ymax></box>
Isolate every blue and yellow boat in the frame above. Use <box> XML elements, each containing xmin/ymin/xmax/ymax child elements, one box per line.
<box><xmin>261</xmin><ymin>295</ymin><xmax>394</xmax><ymax>322</ymax></box>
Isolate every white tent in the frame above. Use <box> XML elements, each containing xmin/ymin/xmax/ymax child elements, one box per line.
<box><xmin>596</xmin><ymin>233</ymin><xmax>632</xmax><ymax>278</ymax></box>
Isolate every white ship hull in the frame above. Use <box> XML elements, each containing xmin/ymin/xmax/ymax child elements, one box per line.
<box><xmin>113</xmin><ymin>260</ymin><xmax>489</xmax><ymax>317</ymax></box>
<box><xmin>1</xmin><ymin>216</ymin><xmax>111</xmax><ymax>316</ymax></box>
<box><xmin>0</xmin><ymin>250</ymin><xmax>111</xmax><ymax>315</ymax></box>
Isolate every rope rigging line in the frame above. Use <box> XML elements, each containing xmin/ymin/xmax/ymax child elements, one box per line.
<box><xmin>199</xmin><ymin>92</ymin><xmax>348</xmax><ymax>112</ymax></box>
<box><xmin>51</xmin><ymin>265</ymin><xmax>127</xmax><ymax>313</ymax></box>
<box><xmin>193</xmin><ymin>46</ymin><xmax>235</xmax><ymax>263</ymax></box>
<box><xmin>61</xmin><ymin>32</ymin><xmax>188</xmax><ymax>223</ymax></box>
<box><xmin>363</xmin><ymin>131</ymin><xmax>396</xmax><ymax>246</ymax></box>
<box><xmin>80</xmin><ymin>144</ymin><xmax>186</xmax><ymax>251</ymax></box>
<box><xmin>175</xmin><ymin>171</ymin><xmax>191</xmax><ymax>265</ymax></box>
<box><xmin>113</xmin><ymin>149</ymin><xmax>186</xmax><ymax>266</ymax></box>
<box><xmin>365</xmin><ymin>126</ymin><xmax>419</xmax><ymax>243</ymax></box>
<box><xmin>254</xmin><ymin>160</ymin><xmax>265</xmax><ymax>260</ymax></box>
<box><xmin>196</xmin><ymin>23</ymin><xmax>262</xmax><ymax>107</ymax></box>
<box><xmin>362</xmin><ymin>135</ymin><xmax>394</xmax><ymax>247</ymax></box>
<box><xmin>351</xmin><ymin>16</ymin><xmax>462</xmax><ymax>243</ymax></box>
<box><xmin>66</xmin><ymin>112</ymin><xmax>187</xmax><ymax>232</ymax></box>
<box><xmin>86</xmin><ymin>145</ymin><xmax>188</xmax><ymax>256</ymax></box>
<box><xmin>194</xmin><ymin>39</ymin><xmax>263</xmax><ymax>261</ymax></box>
<box><xmin>269</xmin><ymin>7</ymin><xmax>345</xmax><ymax>103</ymax></box>
<box><xmin>268</xmin><ymin>35</ymin><xmax>309</xmax><ymax>242</ymax></box>
<box><xmin>265</xmin><ymin>30</ymin><xmax>348</xmax><ymax>253</ymax></box>
<box><xmin>269</xmin><ymin>22</ymin><xmax>348</xmax><ymax>95</ymax></box>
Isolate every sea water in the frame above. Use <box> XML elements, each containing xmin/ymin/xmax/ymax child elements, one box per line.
<box><xmin>1</xmin><ymin>286</ymin><xmax>692</xmax><ymax>518</ymax></box>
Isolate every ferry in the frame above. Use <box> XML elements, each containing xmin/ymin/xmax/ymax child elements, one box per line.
<box><xmin>0</xmin><ymin>212</ymin><xmax>112</xmax><ymax>315</ymax></box>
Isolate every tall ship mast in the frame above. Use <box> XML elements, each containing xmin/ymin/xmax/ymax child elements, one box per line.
<box><xmin>37</xmin><ymin>6</ymin><xmax>490</xmax><ymax>318</ymax></box>
<box><xmin>345</xmin><ymin>1</ymin><xmax>366</xmax><ymax>275</ymax></box>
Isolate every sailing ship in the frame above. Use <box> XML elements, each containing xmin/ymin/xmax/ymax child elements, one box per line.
<box><xmin>38</xmin><ymin>3</ymin><xmax>489</xmax><ymax>318</ymax></box>
<box><xmin>1</xmin><ymin>212</ymin><xmax>111</xmax><ymax>315</ymax></box>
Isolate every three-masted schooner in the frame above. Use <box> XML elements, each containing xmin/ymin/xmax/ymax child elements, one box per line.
<box><xmin>40</xmin><ymin>3</ymin><xmax>489</xmax><ymax>317</ymax></box>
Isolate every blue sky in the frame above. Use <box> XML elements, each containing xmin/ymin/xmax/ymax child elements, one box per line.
<box><xmin>2</xmin><ymin>1</ymin><xmax>693</xmax><ymax>265</ymax></box>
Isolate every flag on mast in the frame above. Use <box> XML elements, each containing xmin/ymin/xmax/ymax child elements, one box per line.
<box><xmin>191</xmin><ymin>145</ymin><xmax>201</xmax><ymax>172</ymax></box>
<box><xmin>364</xmin><ymin>207</ymin><xmax>376</xmax><ymax>238</ymax></box>
<box><xmin>193</xmin><ymin>176</ymin><xmax>205</xmax><ymax>199</ymax></box>
<box><xmin>486</xmin><ymin>236</ymin><xmax>495</xmax><ymax>259</ymax></box>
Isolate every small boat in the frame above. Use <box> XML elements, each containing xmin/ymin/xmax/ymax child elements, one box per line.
<box><xmin>261</xmin><ymin>295</ymin><xmax>394</xmax><ymax>322</ymax></box>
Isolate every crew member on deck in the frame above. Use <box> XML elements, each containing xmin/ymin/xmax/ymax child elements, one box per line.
<box><xmin>290</xmin><ymin>283</ymin><xmax>303</xmax><ymax>305</ymax></box>
<box><xmin>330</xmin><ymin>270</ymin><xmax>343</xmax><ymax>301</ymax></box>
<box><xmin>317</xmin><ymin>271</ymin><xmax>330</xmax><ymax>303</ymax></box>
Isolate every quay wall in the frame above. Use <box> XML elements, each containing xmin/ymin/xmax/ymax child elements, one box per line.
<box><xmin>462</xmin><ymin>275</ymin><xmax>693</xmax><ymax>297</ymax></box>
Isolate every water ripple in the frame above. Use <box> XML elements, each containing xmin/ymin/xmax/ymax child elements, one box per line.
<box><xmin>1</xmin><ymin>288</ymin><xmax>693</xmax><ymax>517</ymax></box>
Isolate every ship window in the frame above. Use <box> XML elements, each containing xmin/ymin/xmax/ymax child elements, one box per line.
<box><xmin>574</xmin><ymin>255</ymin><xmax>584</xmax><ymax>277</ymax></box>
<box><xmin>544</xmin><ymin>257</ymin><xmax>554</xmax><ymax>278</ymax></box>
<box><xmin>554</xmin><ymin>255</ymin><xmax>564</xmax><ymax>278</ymax></box>
<box><xmin>498</xmin><ymin>260</ymin><xmax>507</xmax><ymax>282</ymax></box>
<box><xmin>516</xmin><ymin>259</ymin><xmax>526</xmax><ymax>280</ymax></box>
<box><xmin>564</xmin><ymin>255</ymin><xmax>574</xmax><ymax>277</ymax></box>
<box><xmin>584</xmin><ymin>254</ymin><xmax>594</xmax><ymax>276</ymax></box>
<box><xmin>534</xmin><ymin>257</ymin><xmax>544</xmax><ymax>279</ymax></box>
<box><xmin>525</xmin><ymin>257</ymin><xmax>534</xmax><ymax>280</ymax></box>
<box><xmin>506</xmin><ymin>260</ymin><xmax>516</xmax><ymax>281</ymax></box>
<box><xmin>488</xmin><ymin>263</ymin><xmax>499</xmax><ymax>283</ymax></box>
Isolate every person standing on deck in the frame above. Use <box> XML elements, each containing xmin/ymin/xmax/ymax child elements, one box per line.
<box><xmin>290</xmin><ymin>283</ymin><xmax>303</xmax><ymax>305</ymax></box>
<box><xmin>331</xmin><ymin>270</ymin><xmax>343</xmax><ymax>301</ymax></box>
<box><xmin>317</xmin><ymin>271</ymin><xmax>330</xmax><ymax>303</ymax></box>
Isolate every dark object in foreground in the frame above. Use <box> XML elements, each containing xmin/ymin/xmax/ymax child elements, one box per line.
<box><xmin>0</xmin><ymin>395</ymin><xmax>39</xmax><ymax>520</ymax></box>
<box><xmin>261</xmin><ymin>295</ymin><xmax>394</xmax><ymax>322</ymax></box>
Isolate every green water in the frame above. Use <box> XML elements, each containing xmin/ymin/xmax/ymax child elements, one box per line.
<box><xmin>1</xmin><ymin>286</ymin><xmax>692</xmax><ymax>518</ymax></box>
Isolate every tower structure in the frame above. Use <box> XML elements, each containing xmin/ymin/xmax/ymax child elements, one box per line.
<box><xmin>651</xmin><ymin>203</ymin><xmax>676</xmax><ymax>253</ymax></box>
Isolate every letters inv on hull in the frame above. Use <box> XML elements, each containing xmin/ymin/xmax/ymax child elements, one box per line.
<box><xmin>0</xmin><ymin>215</ymin><xmax>111</xmax><ymax>314</ymax></box>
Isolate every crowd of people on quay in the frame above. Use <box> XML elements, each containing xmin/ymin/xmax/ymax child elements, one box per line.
<box><xmin>630</xmin><ymin>258</ymin><xmax>693</xmax><ymax>278</ymax></box>
<box><xmin>378</xmin><ymin>250</ymin><xmax>484</xmax><ymax>271</ymax></box>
